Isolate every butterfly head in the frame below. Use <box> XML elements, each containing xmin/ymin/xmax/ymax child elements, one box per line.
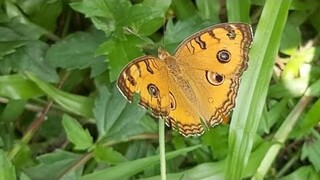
<box><xmin>158</xmin><ymin>48</ymin><xmax>172</xmax><ymax>60</ymax></box>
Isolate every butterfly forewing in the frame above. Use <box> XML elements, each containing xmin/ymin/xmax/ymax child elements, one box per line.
<box><xmin>117</xmin><ymin>57</ymin><xmax>171</xmax><ymax>117</ymax></box>
<box><xmin>175</xmin><ymin>23</ymin><xmax>253</xmax><ymax>76</ymax></box>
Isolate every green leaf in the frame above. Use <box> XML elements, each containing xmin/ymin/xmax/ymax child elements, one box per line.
<box><xmin>310</xmin><ymin>10</ymin><xmax>320</xmax><ymax>31</ymax></box>
<box><xmin>290</xmin><ymin>0</ymin><xmax>320</xmax><ymax>10</ymax></box>
<box><xmin>104</xmin><ymin>92</ymin><xmax>147</xmax><ymax>141</ymax></box>
<box><xmin>19</xmin><ymin>173</ymin><xmax>31</xmax><ymax>180</ymax></box>
<box><xmin>24</xmin><ymin>149</ymin><xmax>82</xmax><ymax>180</ymax></box>
<box><xmin>11</xmin><ymin>142</ymin><xmax>33</xmax><ymax>171</ymax></box>
<box><xmin>301</xmin><ymin>132</ymin><xmax>320</xmax><ymax>171</ymax></box>
<box><xmin>38</xmin><ymin>114</ymin><xmax>64</xmax><ymax>139</ymax></box>
<box><xmin>305</xmin><ymin>78</ymin><xmax>320</xmax><ymax>97</ymax></box>
<box><xmin>70</xmin><ymin>0</ymin><xmax>131</xmax><ymax>35</ymax></box>
<box><xmin>164</xmin><ymin>16</ymin><xmax>210</xmax><ymax>53</ymax></box>
<box><xmin>0</xmin><ymin>17</ymin><xmax>43</xmax><ymax>41</ymax></box>
<box><xmin>62</xmin><ymin>114</ymin><xmax>93</xmax><ymax>150</ymax></box>
<box><xmin>203</xmin><ymin>125</ymin><xmax>229</xmax><ymax>160</ymax></box>
<box><xmin>93</xmin><ymin>85</ymin><xmax>112</xmax><ymax>137</ymax></box>
<box><xmin>143</xmin><ymin>0</ymin><xmax>172</xmax><ymax>13</ymax></box>
<box><xmin>259</xmin><ymin>98</ymin><xmax>288</xmax><ymax>134</ymax></box>
<box><xmin>46</xmin><ymin>31</ymin><xmax>106</xmax><ymax>78</ymax></box>
<box><xmin>108</xmin><ymin>110</ymin><xmax>147</xmax><ymax>138</ymax></box>
<box><xmin>93</xmin><ymin>145</ymin><xmax>127</xmax><ymax>164</ymax></box>
<box><xmin>126</xmin><ymin>4</ymin><xmax>164</xmax><ymax>36</ymax></box>
<box><xmin>1</xmin><ymin>40</ymin><xmax>59</xmax><ymax>82</ymax></box>
<box><xmin>102</xmin><ymin>37</ymin><xmax>144</xmax><ymax>82</ymax></box>
<box><xmin>93</xmin><ymin>85</ymin><xmax>154</xmax><ymax>142</ymax></box>
<box><xmin>0</xmin><ymin>40</ymin><xmax>27</xmax><ymax>60</ymax></box>
<box><xmin>172</xmin><ymin>135</ymin><xmax>187</xmax><ymax>150</ymax></box>
<box><xmin>278</xmin><ymin>166</ymin><xmax>320</xmax><ymax>180</ymax></box>
<box><xmin>280</xmin><ymin>21</ymin><xmax>301</xmax><ymax>55</ymax></box>
<box><xmin>17</xmin><ymin>0</ymin><xmax>62</xmax><ymax>32</ymax></box>
<box><xmin>26</xmin><ymin>72</ymin><xmax>94</xmax><ymax>117</ymax></box>
<box><xmin>73</xmin><ymin>0</ymin><xmax>170</xmax><ymax>81</ymax></box>
<box><xmin>125</xmin><ymin>0</ymin><xmax>171</xmax><ymax>36</ymax></box>
<box><xmin>0</xmin><ymin>150</ymin><xmax>16</xmax><ymax>180</ymax></box>
<box><xmin>94</xmin><ymin>83</ymin><xmax>155</xmax><ymax>143</ymax></box>
<box><xmin>125</xmin><ymin>141</ymin><xmax>155</xmax><ymax>160</ymax></box>
<box><xmin>71</xmin><ymin>0</ymin><xmax>131</xmax><ymax>19</ymax></box>
<box><xmin>139</xmin><ymin>115</ymin><xmax>158</xmax><ymax>134</ymax></box>
<box><xmin>80</xmin><ymin>145</ymin><xmax>201</xmax><ymax>180</ymax></box>
<box><xmin>0</xmin><ymin>99</ymin><xmax>26</xmax><ymax>123</ymax></box>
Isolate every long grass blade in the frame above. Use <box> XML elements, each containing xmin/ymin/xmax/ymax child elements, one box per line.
<box><xmin>226</xmin><ymin>0</ymin><xmax>293</xmax><ymax>179</ymax></box>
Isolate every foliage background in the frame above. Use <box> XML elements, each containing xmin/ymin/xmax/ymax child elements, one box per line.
<box><xmin>0</xmin><ymin>0</ymin><xmax>320</xmax><ymax>179</ymax></box>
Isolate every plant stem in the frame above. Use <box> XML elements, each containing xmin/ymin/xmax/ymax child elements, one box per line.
<box><xmin>8</xmin><ymin>72</ymin><xmax>70</xmax><ymax>160</ymax></box>
<box><xmin>253</xmin><ymin>96</ymin><xmax>312</xmax><ymax>179</ymax></box>
<box><xmin>159</xmin><ymin>118</ymin><xmax>166</xmax><ymax>180</ymax></box>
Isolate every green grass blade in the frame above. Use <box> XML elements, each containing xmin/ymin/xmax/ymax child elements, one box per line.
<box><xmin>227</xmin><ymin>0</ymin><xmax>250</xmax><ymax>22</ymax></box>
<box><xmin>226</xmin><ymin>0</ymin><xmax>293</xmax><ymax>179</ymax></box>
<box><xmin>0</xmin><ymin>74</ymin><xmax>43</xmax><ymax>99</ymax></box>
<box><xmin>140</xmin><ymin>141</ymin><xmax>272</xmax><ymax>180</ymax></box>
<box><xmin>26</xmin><ymin>72</ymin><xmax>94</xmax><ymax>118</ymax></box>
<box><xmin>80</xmin><ymin>145</ymin><xmax>201</xmax><ymax>180</ymax></box>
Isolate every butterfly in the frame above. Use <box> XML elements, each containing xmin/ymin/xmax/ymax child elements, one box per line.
<box><xmin>117</xmin><ymin>23</ymin><xmax>253</xmax><ymax>136</ymax></box>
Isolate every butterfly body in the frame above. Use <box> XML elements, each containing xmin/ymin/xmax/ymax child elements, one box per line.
<box><xmin>117</xmin><ymin>23</ymin><xmax>253</xmax><ymax>136</ymax></box>
<box><xmin>160</xmin><ymin>50</ymin><xmax>197</xmax><ymax>104</ymax></box>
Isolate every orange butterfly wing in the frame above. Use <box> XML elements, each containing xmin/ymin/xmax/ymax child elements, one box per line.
<box><xmin>166</xmin><ymin>23</ymin><xmax>253</xmax><ymax>135</ymax></box>
<box><xmin>117</xmin><ymin>23</ymin><xmax>253</xmax><ymax>136</ymax></box>
<box><xmin>117</xmin><ymin>57</ymin><xmax>171</xmax><ymax>117</ymax></box>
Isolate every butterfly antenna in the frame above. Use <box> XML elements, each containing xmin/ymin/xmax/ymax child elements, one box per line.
<box><xmin>123</xmin><ymin>27</ymin><xmax>157</xmax><ymax>49</ymax></box>
<box><xmin>161</xmin><ymin>23</ymin><xmax>166</xmax><ymax>49</ymax></box>
<box><xmin>161</xmin><ymin>15</ymin><xmax>170</xmax><ymax>49</ymax></box>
